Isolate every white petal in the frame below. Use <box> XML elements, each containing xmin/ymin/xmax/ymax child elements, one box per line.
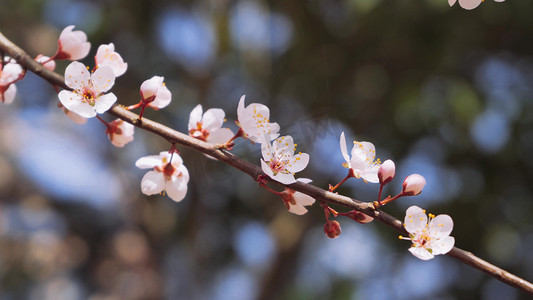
<box><xmin>296</xmin><ymin>178</ymin><xmax>312</xmax><ymax>184</ymax></box>
<box><xmin>94</xmin><ymin>93</ymin><xmax>117</xmax><ymax>114</ymax></box>
<box><xmin>339</xmin><ymin>132</ymin><xmax>350</xmax><ymax>163</ymax></box>
<box><xmin>64</xmin><ymin>61</ymin><xmax>90</xmax><ymax>91</ymax></box>
<box><xmin>360</xmin><ymin>141</ymin><xmax>376</xmax><ymax>161</ymax></box>
<box><xmin>140</xmin><ymin>76</ymin><xmax>163</xmax><ymax>99</ymax></box>
<box><xmin>202</xmin><ymin>108</ymin><xmax>225</xmax><ymax>131</ymax></box>
<box><xmin>458</xmin><ymin>0</ymin><xmax>483</xmax><ymax>10</ymax></box>
<box><xmin>261</xmin><ymin>159</ymin><xmax>275</xmax><ymax>179</ymax></box>
<box><xmin>431</xmin><ymin>236</ymin><xmax>455</xmax><ymax>255</ymax></box>
<box><xmin>362</xmin><ymin>166</ymin><xmax>379</xmax><ymax>183</ymax></box>
<box><xmin>261</xmin><ymin>139</ymin><xmax>273</xmax><ymax>162</ymax></box>
<box><xmin>408</xmin><ymin>247</ymin><xmax>434</xmax><ymax>261</ymax></box>
<box><xmin>288</xmin><ymin>204</ymin><xmax>308</xmax><ymax>215</ymax></box>
<box><xmin>350</xmin><ymin>154</ymin><xmax>366</xmax><ymax>174</ymax></box>
<box><xmin>274</xmin><ymin>136</ymin><xmax>295</xmax><ymax>157</ymax></box>
<box><xmin>165</xmin><ymin>176</ymin><xmax>188</xmax><ymax>202</ymax></box>
<box><xmin>59</xmin><ymin>25</ymin><xmax>75</xmax><ymax>40</ymax></box>
<box><xmin>2</xmin><ymin>84</ymin><xmax>16</xmax><ymax>104</ymax></box>
<box><xmin>264</xmin><ymin>123</ymin><xmax>280</xmax><ymax>141</ymax></box>
<box><xmin>429</xmin><ymin>214</ymin><xmax>454</xmax><ymax>239</ymax></box>
<box><xmin>69</xmin><ymin>42</ymin><xmax>91</xmax><ymax>61</ymax></box>
<box><xmin>404</xmin><ymin>206</ymin><xmax>427</xmax><ymax>234</ymax></box>
<box><xmin>95</xmin><ymin>43</ymin><xmax>115</xmax><ymax>61</ymax></box>
<box><xmin>175</xmin><ymin>163</ymin><xmax>190</xmax><ymax>183</ymax></box>
<box><xmin>247</xmin><ymin>103</ymin><xmax>270</xmax><ymax>120</ymax></box>
<box><xmin>188</xmin><ymin>104</ymin><xmax>203</xmax><ymax>130</ymax></box>
<box><xmin>272</xmin><ymin>172</ymin><xmax>297</xmax><ymax>185</ymax></box>
<box><xmin>151</xmin><ymin>85</ymin><xmax>172</xmax><ymax>108</ymax></box>
<box><xmin>2</xmin><ymin>62</ymin><xmax>23</xmax><ymax>82</ymax></box>
<box><xmin>448</xmin><ymin>0</ymin><xmax>457</xmax><ymax>6</ymax></box>
<box><xmin>36</xmin><ymin>55</ymin><xmax>56</xmax><ymax>71</ymax></box>
<box><xmin>135</xmin><ymin>155</ymin><xmax>163</xmax><ymax>169</ymax></box>
<box><xmin>58</xmin><ymin>90</ymin><xmax>96</xmax><ymax>118</ymax></box>
<box><xmin>64</xmin><ymin>109</ymin><xmax>88</xmax><ymax>124</ymax></box>
<box><xmin>140</xmin><ymin>171</ymin><xmax>165</xmax><ymax>196</ymax></box>
<box><xmin>293</xmin><ymin>192</ymin><xmax>315</xmax><ymax>206</ymax></box>
<box><xmin>237</xmin><ymin>95</ymin><xmax>246</xmax><ymax>123</ymax></box>
<box><xmin>109</xmin><ymin>121</ymin><xmax>135</xmax><ymax>147</ymax></box>
<box><xmin>287</xmin><ymin>153</ymin><xmax>310</xmax><ymax>174</ymax></box>
<box><xmin>91</xmin><ymin>66</ymin><xmax>115</xmax><ymax>93</ymax></box>
<box><xmin>206</xmin><ymin>128</ymin><xmax>234</xmax><ymax>145</ymax></box>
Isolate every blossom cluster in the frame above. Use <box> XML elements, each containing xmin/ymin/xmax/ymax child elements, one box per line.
<box><xmin>0</xmin><ymin>57</ymin><xmax>25</xmax><ymax>104</ymax></box>
<box><xmin>6</xmin><ymin>24</ymin><xmax>457</xmax><ymax>262</ymax></box>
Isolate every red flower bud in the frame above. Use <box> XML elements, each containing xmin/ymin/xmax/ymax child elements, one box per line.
<box><xmin>324</xmin><ymin>220</ymin><xmax>342</xmax><ymax>239</ymax></box>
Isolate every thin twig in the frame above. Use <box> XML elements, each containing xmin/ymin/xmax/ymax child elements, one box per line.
<box><xmin>0</xmin><ymin>31</ymin><xmax>532</xmax><ymax>294</ymax></box>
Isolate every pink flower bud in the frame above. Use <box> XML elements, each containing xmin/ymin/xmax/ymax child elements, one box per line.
<box><xmin>378</xmin><ymin>159</ymin><xmax>395</xmax><ymax>185</ymax></box>
<box><xmin>35</xmin><ymin>55</ymin><xmax>56</xmax><ymax>71</ymax></box>
<box><xmin>55</xmin><ymin>25</ymin><xmax>91</xmax><ymax>61</ymax></box>
<box><xmin>324</xmin><ymin>220</ymin><xmax>342</xmax><ymax>239</ymax></box>
<box><xmin>0</xmin><ymin>59</ymin><xmax>24</xmax><ymax>104</ymax></box>
<box><xmin>140</xmin><ymin>76</ymin><xmax>171</xmax><ymax>109</ymax></box>
<box><xmin>402</xmin><ymin>174</ymin><xmax>426</xmax><ymax>196</ymax></box>
<box><xmin>107</xmin><ymin>119</ymin><xmax>135</xmax><ymax>148</ymax></box>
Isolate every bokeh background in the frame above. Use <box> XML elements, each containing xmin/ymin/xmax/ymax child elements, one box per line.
<box><xmin>1</xmin><ymin>0</ymin><xmax>533</xmax><ymax>299</ymax></box>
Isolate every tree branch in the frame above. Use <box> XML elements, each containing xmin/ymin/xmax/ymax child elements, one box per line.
<box><xmin>1</xmin><ymin>31</ymin><xmax>532</xmax><ymax>295</ymax></box>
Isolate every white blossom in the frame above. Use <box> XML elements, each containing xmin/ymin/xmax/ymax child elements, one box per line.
<box><xmin>58</xmin><ymin>61</ymin><xmax>117</xmax><ymax>118</ymax></box>
<box><xmin>280</xmin><ymin>178</ymin><xmax>315</xmax><ymax>215</ymax></box>
<box><xmin>401</xmin><ymin>206</ymin><xmax>455</xmax><ymax>260</ymax></box>
<box><xmin>55</xmin><ymin>25</ymin><xmax>91</xmax><ymax>60</ymax></box>
<box><xmin>237</xmin><ymin>95</ymin><xmax>280</xmax><ymax>144</ymax></box>
<box><xmin>95</xmin><ymin>43</ymin><xmax>128</xmax><ymax>77</ymax></box>
<box><xmin>140</xmin><ymin>76</ymin><xmax>171</xmax><ymax>109</ymax></box>
<box><xmin>188</xmin><ymin>104</ymin><xmax>233</xmax><ymax>145</ymax></box>
<box><xmin>339</xmin><ymin>132</ymin><xmax>380</xmax><ymax>183</ymax></box>
<box><xmin>107</xmin><ymin>119</ymin><xmax>135</xmax><ymax>148</ymax></box>
<box><xmin>135</xmin><ymin>151</ymin><xmax>189</xmax><ymax>202</ymax></box>
<box><xmin>261</xmin><ymin>135</ymin><xmax>309</xmax><ymax>184</ymax></box>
